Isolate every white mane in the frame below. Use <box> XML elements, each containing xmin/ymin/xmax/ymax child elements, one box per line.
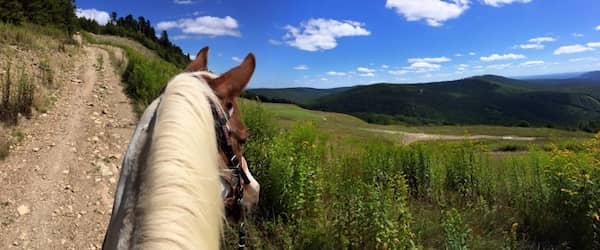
<box><xmin>132</xmin><ymin>73</ymin><xmax>224</xmax><ymax>249</ymax></box>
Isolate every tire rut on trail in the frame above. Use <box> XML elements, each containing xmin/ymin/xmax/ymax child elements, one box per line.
<box><xmin>0</xmin><ymin>46</ymin><xmax>136</xmax><ymax>249</ymax></box>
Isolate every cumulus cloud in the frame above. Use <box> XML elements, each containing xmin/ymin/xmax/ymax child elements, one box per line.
<box><xmin>156</xmin><ymin>16</ymin><xmax>241</xmax><ymax>37</ymax></box>
<box><xmin>326</xmin><ymin>71</ymin><xmax>347</xmax><ymax>76</ymax></box>
<box><xmin>232</xmin><ymin>56</ymin><xmax>242</xmax><ymax>62</ymax></box>
<box><xmin>516</xmin><ymin>36</ymin><xmax>555</xmax><ymax>50</ymax></box>
<box><xmin>521</xmin><ymin>60</ymin><xmax>544</xmax><ymax>66</ymax></box>
<box><xmin>483</xmin><ymin>0</ymin><xmax>532</xmax><ymax>7</ymax></box>
<box><xmin>456</xmin><ymin>64</ymin><xmax>469</xmax><ymax>71</ymax></box>
<box><xmin>469</xmin><ymin>52</ymin><xmax>476</xmax><ymax>56</ymax></box>
<box><xmin>596</xmin><ymin>25</ymin><xmax>600</xmax><ymax>31</ymax></box>
<box><xmin>569</xmin><ymin>57</ymin><xmax>600</xmax><ymax>62</ymax></box>
<box><xmin>587</xmin><ymin>42</ymin><xmax>600</xmax><ymax>48</ymax></box>
<box><xmin>528</xmin><ymin>37</ymin><xmax>556</xmax><ymax>43</ymax></box>
<box><xmin>268</xmin><ymin>39</ymin><xmax>283</xmax><ymax>45</ymax></box>
<box><xmin>480</xmin><ymin>53</ymin><xmax>526</xmax><ymax>62</ymax></box>
<box><xmin>76</xmin><ymin>8</ymin><xmax>110</xmax><ymax>25</ymax></box>
<box><xmin>282</xmin><ymin>18</ymin><xmax>370</xmax><ymax>51</ymax></box>
<box><xmin>357</xmin><ymin>67</ymin><xmax>376</xmax><ymax>73</ymax></box>
<box><xmin>518</xmin><ymin>43</ymin><xmax>544</xmax><ymax>49</ymax></box>
<box><xmin>174</xmin><ymin>0</ymin><xmax>194</xmax><ymax>4</ymax></box>
<box><xmin>553</xmin><ymin>44</ymin><xmax>595</xmax><ymax>55</ymax></box>
<box><xmin>408</xmin><ymin>56</ymin><xmax>451</xmax><ymax>63</ymax></box>
<box><xmin>405</xmin><ymin>62</ymin><xmax>441</xmax><ymax>72</ymax></box>
<box><xmin>381</xmin><ymin>64</ymin><xmax>390</xmax><ymax>69</ymax></box>
<box><xmin>293</xmin><ymin>65</ymin><xmax>309</xmax><ymax>70</ymax></box>
<box><xmin>388</xmin><ymin>70</ymin><xmax>408</xmax><ymax>76</ymax></box>
<box><xmin>360</xmin><ymin>72</ymin><xmax>376</xmax><ymax>77</ymax></box>
<box><xmin>487</xmin><ymin>63</ymin><xmax>512</xmax><ymax>70</ymax></box>
<box><xmin>385</xmin><ymin>0</ymin><xmax>470</xmax><ymax>27</ymax></box>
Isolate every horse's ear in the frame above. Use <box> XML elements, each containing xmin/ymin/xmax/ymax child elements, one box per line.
<box><xmin>210</xmin><ymin>53</ymin><xmax>255</xmax><ymax>98</ymax></box>
<box><xmin>185</xmin><ymin>46</ymin><xmax>209</xmax><ymax>72</ymax></box>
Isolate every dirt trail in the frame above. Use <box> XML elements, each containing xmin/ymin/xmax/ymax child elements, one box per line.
<box><xmin>360</xmin><ymin>128</ymin><xmax>536</xmax><ymax>144</ymax></box>
<box><xmin>0</xmin><ymin>46</ymin><xmax>135</xmax><ymax>249</ymax></box>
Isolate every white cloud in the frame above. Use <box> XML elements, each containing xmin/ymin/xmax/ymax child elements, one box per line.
<box><xmin>553</xmin><ymin>44</ymin><xmax>595</xmax><ymax>55</ymax></box>
<box><xmin>388</xmin><ymin>70</ymin><xmax>408</xmax><ymax>76</ymax></box>
<box><xmin>587</xmin><ymin>42</ymin><xmax>600</xmax><ymax>48</ymax></box>
<box><xmin>282</xmin><ymin>18</ymin><xmax>370</xmax><ymax>51</ymax></box>
<box><xmin>480</xmin><ymin>53</ymin><xmax>526</xmax><ymax>62</ymax></box>
<box><xmin>232</xmin><ymin>57</ymin><xmax>242</xmax><ymax>62</ymax></box>
<box><xmin>156</xmin><ymin>16</ymin><xmax>241</xmax><ymax>37</ymax></box>
<box><xmin>469</xmin><ymin>52</ymin><xmax>476</xmax><ymax>56</ymax></box>
<box><xmin>326</xmin><ymin>71</ymin><xmax>347</xmax><ymax>76</ymax></box>
<box><xmin>528</xmin><ymin>36</ymin><xmax>556</xmax><ymax>43</ymax></box>
<box><xmin>455</xmin><ymin>53</ymin><xmax>464</xmax><ymax>57</ymax></box>
<box><xmin>381</xmin><ymin>64</ymin><xmax>390</xmax><ymax>69</ymax></box>
<box><xmin>457</xmin><ymin>64</ymin><xmax>469</xmax><ymax>71</ymax></box>
<box><xmin>572</xmin><ymin>33</ymin><xmax>584</xmax><ymax>37</ymax></box>
<box><xmin>596</xmin><ymin>25</ymin><xmax>600</xmax><ymax>31</ymax></box>
<box><xmin>174</xmin><ymin>0</ymin><xmax>194</xmax><ymax>4</ymax></box>
<box><xmin>487</xmin><ymin>63</ymin><xmax>512</xmax><ymax>70</ymax></box>
<box><xmin>268</xmin><ymin>39</ymin><xmax>283</xmax><ymax>45</ymax></box>
<box><xmin>320</xmin><ymin>78</ymin><xmax>328</xmax><ymax>81</ymax></box>
<box><xmin>520</xmin><ymin>60</ymin><xmax>544</xmax><ymax>66</ymax></box>
<box><xmin>357</xmin><ymin>67</ymin><xmax>376</xmax><ymax>73</ymax></box>
<box><xmin>385</xmin><ymin>0</ymin><xmax>470</xmax><ymax>27</ymax></box>
<box><xmin>76</xmin><ymin>8</ymin><xmax>110</xmax><ymax>25</ymax></box>
<box><xmin>483</xmin><ymin>0</ymin><xmax>532</xmax><ymax>7</ymax></box>
<box><xmin>569</xmin><ymin>57</ymin><xmax>600</xmax><ymax>62</ymax></box>
<box><xmin>360</xmin><ymin>72</ymin><xmax>376</xmax><ymax>77</ymax></box>
<box><xmin>405</xmin><ymin>61</ymin><xmax>441</xmax><ymax>72</ymax></box>
<box><xmin>408</xmin><ymin>56</ymin><xmax>451</xmax><ymax>63</ymax></box>
<box><xmin>293</xmin><ymin>65</ymin><xmax>309</xmax><ymax>70</ymax></box>
<box><xmin>518</xmin><ymin>43</ymin><xmax>544</xmax><ymax>49</ymax></box>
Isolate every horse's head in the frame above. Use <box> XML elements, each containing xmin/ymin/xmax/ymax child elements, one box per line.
<box><xmin>185</xmin><ymin>47</ymin><xmax>260</xmax><ymax>219</ymax></box>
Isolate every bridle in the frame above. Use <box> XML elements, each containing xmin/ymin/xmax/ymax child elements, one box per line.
<box><xmin>202</xmin><ymin>75</ymin><xmax>251</xmax><ymax>249</ymax></box>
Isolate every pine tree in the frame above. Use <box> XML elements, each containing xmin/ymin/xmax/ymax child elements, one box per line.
<box><xmin>0</xmin><ymin>0</ymin><xmax>25</xmax><ymax>24</ymax></box>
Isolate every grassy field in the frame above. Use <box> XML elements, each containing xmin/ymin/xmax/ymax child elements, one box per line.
<box><xmin>249</xmin><ymin>100</ymin><xmax>593</xmax><ymax>152</ymax></box>
<box><xmin>238</xmin><ymin>100</ymin><xmax>600</xmax><ymax>249</ymax></box>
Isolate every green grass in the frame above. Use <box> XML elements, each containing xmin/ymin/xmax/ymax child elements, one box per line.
<box><xmin>238</xmin><ymin>100</ymin><xmax>600</xmax><ymax>248</ymax></box>
<box><xmin>247</xmin><ymin>100</ymin><xmax>593</xmax><ymax>150</ymax></box>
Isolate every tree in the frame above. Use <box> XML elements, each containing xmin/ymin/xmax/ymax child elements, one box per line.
<box><xmin>0</xmin><ymin>0</ymin><xmax>24</xmax><ymax>24</ymax></box>
<box><xmin>159</xmin><ymin>30</ymin><xmax>170</xmax><ymax>47</ymax></box>
<box><xmin>110</xmin><ymin>12</ymin><xmax>117</xmax><ymax>24</ymax></box>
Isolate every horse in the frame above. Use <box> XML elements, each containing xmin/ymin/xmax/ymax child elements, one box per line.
<box><xmin>102</xmin><ymin>47</ymin><xmax>260</xmax><ymax>249</ymax></box>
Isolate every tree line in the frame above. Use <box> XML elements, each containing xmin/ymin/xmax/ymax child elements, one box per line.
<box><xmin>0</xmin><ymin>0</ymin><xmax>78</xmax><ymax>34</ymax></box>
<box><xmin>0</xmin><ymin>0</ymin><xmax>190</xmax><ymax>68</ymax></box>
<box><xmin>78</xmin><ymin>12</ymin><xmax>190</xmax><ymax>68</ymax></box>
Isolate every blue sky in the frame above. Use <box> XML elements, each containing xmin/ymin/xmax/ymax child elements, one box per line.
<box><xmin>76</xmin><ymin>0</ymin><xmax>600</xmax><ymax>88</ymax></box>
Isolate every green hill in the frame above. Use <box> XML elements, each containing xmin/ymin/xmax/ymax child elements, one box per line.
<box><xmin>246</xmin><ymin>87</ymin><xmax>352</xmax><ymax>105</ymax></box>
<box><xmin>249</xmin><ymin>74</ymin><xmax>600</xmax><ymax>130</ymax></box>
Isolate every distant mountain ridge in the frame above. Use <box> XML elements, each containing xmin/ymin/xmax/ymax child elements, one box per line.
<box><xmin>246</xmin><ymin>71</ymin><xmax>600</xmax><ymax>131</ymax></box>
<box><xmin>245</xmin><ymin>87</ymin><xmax>352</xmax><ymax>105</ymax></box>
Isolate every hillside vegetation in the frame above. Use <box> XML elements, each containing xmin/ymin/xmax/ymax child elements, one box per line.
<box><xmin>236</xmin><ymin>100</ymin><xmax>600</xmax><ymax>249</ymax></box>
<box><xmin>248</xmin><ymin>74</ymin><xmax>600</xmax><ymax>131</ymax></box>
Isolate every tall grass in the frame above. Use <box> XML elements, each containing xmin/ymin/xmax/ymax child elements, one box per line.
<box><xmin>1</xmin><ymin>58</ymin><xmax>34</xmax><ymax>125</ymax></box>
<box><xmin>238</xmin><ymin>100</ymin><xmax>600</xmax><ymax>249</ymax></box>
